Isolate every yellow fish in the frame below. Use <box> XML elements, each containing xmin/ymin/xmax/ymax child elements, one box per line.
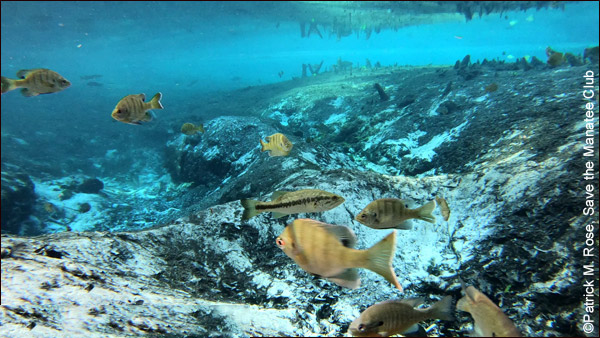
<box><xmin>276</xmin><ymin>218</ymin><xmax>402</xmax><ymax>291</ymax></box>
<box><xmin>181</xmin><ymin>123</ymin><xmax>205</xmax><ymax>135</ymax></box>
<box><xmin>240</xmin><ymin>189</ymin><xmax>344</xmax><ymax>220</ymax></box>
<box><xmin>259</xmin><ymin>133</ymin><xmax>293</xmax><ymax>157</ymax></box>
<box><xmin>1</xmin><ymin>69</ymin><xmax>70</xmax><ymax>96</ymax></box>
<box><xmin>355</xmin><ymin>198</ymin><xmax>436</xmax><ymax>230</ymax></box>
<box><xmin>111</xmin><ymin>93</ymin><xmax>163</xmax><ymax>125</ymax></box>
<box><xmin>348</xmin><ymin>296</ymin><xmax>454</xmax><ymax>337</ymax></box>
<box><xmin>457</xmin><ymin>284</ymin><xmax>522</xmax><ymax>337</ymax></box>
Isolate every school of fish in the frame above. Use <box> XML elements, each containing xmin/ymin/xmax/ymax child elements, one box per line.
<box><xmin>1</xmin><ymin>65</ymin><xmax>523</xmax><ymax>337</ymax></box>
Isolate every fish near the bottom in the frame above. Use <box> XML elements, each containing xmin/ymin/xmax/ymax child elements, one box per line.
<box><xmin>457</xmin><ymin>284</ymin><xmax>522</xmax><ymax>337</ymax></box>
<box><xmin>348</xmin><ymin>296</ymin><xmax>454</xmax><ymax>337</ymax></box>
<box><xmin>276</xmin><ymin>218</ymin><xmax>403</xmax><ymax>291</ymax></box>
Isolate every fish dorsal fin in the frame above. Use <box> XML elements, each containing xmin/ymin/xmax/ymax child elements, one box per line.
<box><xmin>320</xmin><ymin>223</ymin><xmax>357</xmax><ymax>248</ymax></box>
<box><xmin>270</xmin><ymin>191</ymin><xmax>289</xmax><ymax>201</ymax></box>
<box><xmin>16</xmin><ymin>69</ymin><xmax>40</xmax><ymax>79</ymax></box>
<box><xmin>398</xmin><ymin>297</ymin><xmax>425</xmax><ymax>308</ymax></box>
<box><xmin>137</xmin><ymin>93</ymin><xmax>146</xmax><ymax>101</ymax></box>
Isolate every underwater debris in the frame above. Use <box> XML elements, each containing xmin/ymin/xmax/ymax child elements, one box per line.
<box><xmin>308</xmin><ymin>60</ymin><xmax>324</xmax><ymax>75</ymax></box>
<box><xmin>348</xmin><ymin>296</ymin><xmax>453</xmax><ymax>337</ymax></box>
<box><xmin>1</xmin><ymin>68</ymin><xmax>70</xmax><ymax>96</ymax></box>
<box><xmin>373</xmin><ymin>83</ymin><xmax>389</xmax><ymax>101</ymax></box>
<box><xmin>457</xmin><ymin>284</ymin><xmax>522</xmax><ymax>337</ymax></box>
<box><xmin>302</xmin><ymin>64</ymin><xmax>308</xmax><ymax>77</ymax></box>
<box><xmin>584</xmin><ymin>46</ymin><xmax>599</xmax><ymax>64</ymax></box>
<box><xmin>277</xmin><ymin>218</ymin><xmax>403</xmax><ymax>291</ymax></box>
<box><xmin>240</xmin><ymin>189</ymin><xmax>344</xmax><ymax>220</ymax></box>
<box><xmin>485</xmin><ymin>83</ymin><xmax>499</xmax><ymax>93</ymax></box>
<box><xmin>564</xmin><ymin>52</ymin><xmax>583</xmax><ymax>66</ymax></box>
<box><xmin>365</xmin><ymin>59</ymin><xmax>372</xmax><ymax>69</ymax></box>
<box><xmin>111</xmin><ymin>93</ymin><xmax>164</xmax><ymax>125</ymax></box>
<box><xmin>333</xmin><ymin>57</ymin><xmax>352</xmax><ymax>73</ymax></box>
<box><xmin>259</xmin><ymin>133</ymin><xmax>293</xmax><ymax>157</ymax></box>
<box><xmin>77</xmin><ymin>178</ymin><xmax>104</xmax><ymax>194</ymax></box>
<box><xmin>181</xmin><ymin>123</ymin><xmax>205</xmax><ymax>135</ymax></box>
<box><xmin>355</xmin><ymin>198</ymin><xmax>436</xmax><ymax>230</ymax></box>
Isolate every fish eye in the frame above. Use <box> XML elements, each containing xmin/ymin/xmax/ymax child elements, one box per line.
<box><xmin>276</xmin><ymin>238</ymin><xmax>285</xmax><ymax>247</ymax></box>
<box><xmin>373</xmin><ymin>212</ymin><xmax>377</xmax><ymax>217</ymax></box>
<box><xmin>360</xmin><ymin>214</ymin><xmax>367</xmax><ymax>219</ymax></box>
<box><xmin>377</xmin><ymin>321</ymin><xmax>384</xmax><ymax>327</ymax></box>
<box><xmin>358</xmin><ymin>324</ymin><xmax>365</xmax><ymax>331</ymax></box>
<box><xmin>405</xmin><ymin>204</ymin><xmax>408</xmax><ymax>208</ymax></box>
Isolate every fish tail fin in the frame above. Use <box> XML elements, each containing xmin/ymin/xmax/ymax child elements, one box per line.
<box><xmin>197</xmin><ymin>124</ymin><xmax>205</xmax><ymax>133</ymax></box>
<box><xmin>259</xmin><ymin>139</ymin><xmax>268</xmax><ymax>152</ymax></box>
<box><xmin>240</xmin><ymin>199</ymin><xmax>261</xmax><ymax>220</ymax></box>
<box><xmin>365</xmin><ymin>231</ymin><xmax>403</xmax><ymax>292</ymax></box>
<box><xmin>428</xmin><ymin>296</ymin><xmax>454</xmax><ymax>321</ymax></box>
<box><xmin>417</xmin><ymin>200</ymin><xmax>436</xmax><ymax>223</ymax></box>
<box><xmin>149</xmin><ymin>92</ymin><xmax>163</xmax><ymax>110</ymax></box>
<box><xmin>1</xmin><ymin>76</ymin><xmax>17</xmax><ymax>94</ymax></box>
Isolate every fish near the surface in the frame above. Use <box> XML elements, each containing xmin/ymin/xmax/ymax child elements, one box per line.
<box><xmin>457</xmin><ymin>285</ymin><xmax>522</xmax><ymax>337</ymax></box>
<box><xmin>436</xmin><ymin>196</ymin><xmax>451</xmax><ymax>221</ymax></box>
<box><xmin>355</xmin><ymin>198</ymin><xmax>436</xmax><ymax>230</ymax></box>
<box><xmin>1</xmin><ymin>69</ymin><xmax>70</xmax><ymax>96</ymax></box>
<box><xmin>240</xmin><ymin>189</ymin><xmax>344</xmax><ymax>220</ymax></box>
<box><xmin>349</xmin><ymin>296</ymin><xmax>454</xmax><ymax>337</ymax></box>
<box><xmin>259</xmin><ymin>133</ymin><xmax>293</xmax><ymax>157</ymax></box>
<box><xmin>181</xmin><ymin>122</ymin><xmax>205</xmax><ymax>135</ymax></box>
<box><xmin>276</xmin><ymin>218</ymin><xmax>403</xmax><ymax>291</ymax></box>
<box><xmin>111</xmin><ymin>93</ymin><xmax>163</xmax><ymax>125</ymax></box>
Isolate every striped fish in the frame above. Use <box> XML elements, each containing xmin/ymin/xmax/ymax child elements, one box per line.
<box><xmin>1</xmin><ymin>69</ymin><xmax>70</xmax><ymax>96</ymax></box>
<box><xmin>276</xmin><ymin>218</ymin><xmax>403</xmax><ymax>291</ymax></box>
<box><xmin>111</xmin><ymin>93</ymin><xmax>163</xmax><ymax>125</ymax></box>
<box><xmin>457</xmin><ymin>284</ymin><xmax>522</xmax><ymax>337</ymax></box>
<box><xmin>355</xmin><ymin>198</ymin><xmax>436</xmax><ymax>230</ymax></box>
<box><xmin>260</xmin><ymin>133</ymin><xmax>293</xmax><ymax>157</ymax></box>
<box><xmin>349</xmin><ymin>296</ymin><xmax>453</xmax><ymax>337</ymax></box>
<box><xmin>241</xmin><ymin>189</ymin><xmax>344</xmax><ymax>220</ymax></box>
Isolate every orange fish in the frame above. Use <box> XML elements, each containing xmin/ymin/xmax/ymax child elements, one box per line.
<box><xmin>276</xmin><ymin>218</ymin><xmax>402</xmax><ymax>291</ymax></box>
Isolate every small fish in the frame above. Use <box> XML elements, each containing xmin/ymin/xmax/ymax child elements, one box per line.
<box><xmin>111</xmin><ymin>93</ymin><xmax>163</xmax><ymax>125</ymax></box>
<box><xmin>485</xmin><ymin>83</ymin><xmax>499</xmax><ymax>93</ymax></box>
<box><xmin>276</xmin><ymin>218</ymin><xmax>402</xmax><ymax>291</ymax></box>
<box><xmin>240</xmin><ymin>189</ymin><xmax>344</xmax><ymax>220</ymax></box>
<box><xmin>86</xmin><ymin>81</ymin><xmax>103</xmax><ymax>87</ymax></box>
<box><xmin>259</xmin><ymin>133</ymin><xmax>293</xmax><ymax>157</ymax></box>
<box><xmin>349</xmin><ymin>296</ymin><xmax>454</xmax><ymax>337</ymax></box>
<box><xmin>457</xmin><ymin>284</ymin><xmax>522</xmax><ymax>337</ymax></box>
<box><xmin>355</xmin><ymin>198</ymin><xmax>436</xmax><ymax>230</ymax></box>
<box><xmin>1</xmin><ymin>69</ymin><xmax>70</xmax><ymax>96</ymax></box>
<box><xmin>44</xmin><ymin>202</ymin><xmax>57</xmax><ymax>214</ymax></box>
<box><xmin>80</xmin><ymin>74</ymin><xmax>103</xmax><ymax>80</ymax></box>
<box><xmin>181</xmin><ymin>122</ymin><xmax>205</xmax><ymax>135</ymax></box>
<box><xmin>435</xmin><ymin>196</ymin><xmax>451</xmax><ymax>221</ymax></box>
<box><xmin>453</xmin><ymin>35</ymin><xmax>463</xmax><ymax>40</ymax></box>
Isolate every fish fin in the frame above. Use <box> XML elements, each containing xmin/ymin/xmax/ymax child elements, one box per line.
<box><xmin>137</xmin><ymin>93</ymin><xmax>146</xmax><ymax>101</ymax></box>
<box><xmin>320</xmin><ymin>224</ymin><xmax>357</xmax><ymax>248</ymax></box>
<box><xmin>398</xmin><ymin>297</ymin><xmax>425</xmax><ymax>307</ymax></box>
<box><xmin>416</xmin><ymin>200</ymin><xmax>436</xmax><ymax>223</ymax></box>
<box><xmin>428</xmin><ymin>296</ymin><xmax>454</xmax><ymax>321</ymax></box>
<box><xmin>270</xmin><ymin>191</ymin><xmax>289</xmax><ymax>200</ymax></box>
<box><xmin>149</xmin><ymin>92</ymin><xmax>163</xmax><ymax>110</ymax></box>
<box><xmin>127</xmin><ymin>121</ymin><xmax>143</xmax><ymax>125</ymax></box>
<box><xmin>16</xmin><ymin>69</ymin><xmax>38</xmax><ymax>79</ymax></box>
<box><xmin>327</xmin><ymin>269</ymin><xmax>360</xmax><ymax>289</ymax></box>
<box><xmin>259</xmin><ymin>138</ymin><xmax>268</xmax><ymax>152</ymax></box>
<box><xmin>142</xmin><ymin>112</ymin><xmax>154</xmax><ymax>122</ymax></box>
<box><xmin>197</xmin><ymin>124</ymin><xmax>205</xmax><ymax>133</ymax></box>
<box><xmin>1</xmin><ymin>76</ymin><xmax>17</xmax><ymax>94</ymax></box>
<box><xmin>402</xmin><ymin>324</ymin><xmax>421</xmax><ymax>334</ymax></box>
<box><xmin>272</xmin><ymin>212</ymin><xmax>288</xmax><ymax>219</ymax></box>
<box><xmin>240</xmin><ymin>199</ymin><xmax>261</xmax><ymax>220</ymax></box>
<box><xmin>20</xmin><ymin>88</ymin><xmax>39</xmax><ymax>97</ymax></box>
<box><xmin>365</xmin><ymin>231</ymin><xmax>402</xmax><ymax>291</ymax></box>
<box><xmin>395</xmin><ymin>220</ymin><xmax>413</xmax><ymax>230</ymax></box>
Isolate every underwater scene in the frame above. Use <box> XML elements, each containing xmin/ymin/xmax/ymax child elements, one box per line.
<box><xmin>1</xmin><ymin>1</ymin><xmax>599</xmax><ymax>337</ymax></box>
